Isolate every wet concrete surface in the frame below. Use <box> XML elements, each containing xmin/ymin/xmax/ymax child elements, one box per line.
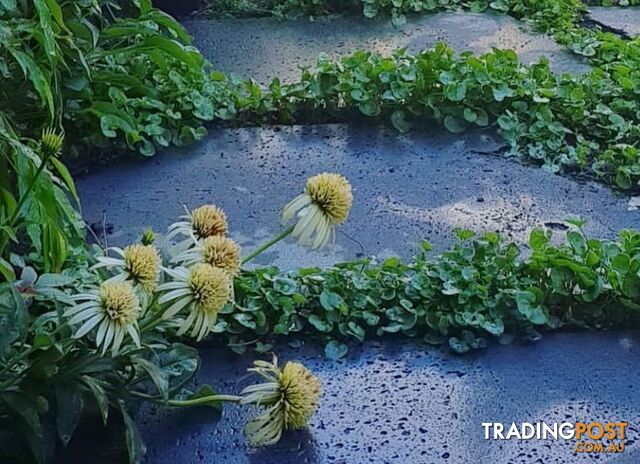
<box><xmin>184</xmin><ymin>12</ymin><xmax>590</xmax><ymax>85</ymax></box>
<box><xmin>59</xmin><ymin>332</ymin><xmax>640</xmax><ymax>463</ymax></box>
<box><xmin>589</xmin><ymin>6</ymin><xmax>640</xmax><ymax>37</ymax></box>
<box><xmin>77</xmin><ymin>124</ymin><xmax>640</xmax><ymax>270</ymax></box>
<box><xmin>138</xmin><ymin>333</ymin><xmax>640</xmax><ymax>464</ymax></box>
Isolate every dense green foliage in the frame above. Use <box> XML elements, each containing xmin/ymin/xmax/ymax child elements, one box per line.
<box><xmin>0</xmin><ymin>0</ymin><xmax>218</xmax><ymax>272</ymax></box>
<box><xmin>225</xmin><ymin>223</ymin><xmax>640</xmax><ymax>358</ymax></box>
<box><xmin>0</xmin><ymin>2</ymin><xmax>232</xmax><ymax>462</ymax></box>
<box><xmin>0</xmin><ymin>0</ymin><xmax>86</xmax><ymax>275</ymax></box>
<box><xmin>196</xmin><ymin>0</ymin><xmax>640</xmax><ymax>191</ymax></box>
<box><xmin>0</xmin><ymin>255</ymin><xmax>220</xmax><ymax>463</ymax></box>
<box><xmin>65</xmin><ymin>1</ymin><xmax>215</xmax><ymax>156</ymax></box>
<box><xmin>204</xmin><ymin>0</ymin><xmax>586</xmax><ymax>27</ymax></box>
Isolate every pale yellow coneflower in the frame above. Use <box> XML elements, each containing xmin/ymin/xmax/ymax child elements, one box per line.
<box><xmin>240</xmin><ymin>355</ymin><xmax>321</xmax><ymax>447</ymax></box>
<box><xmin>157</xmin><ymin>263</ymin><xmax>230</xmax><ymax>341</ymax></box>
<box><xmin>282</xmin><ymin>173</ymin><xmax>353</xmax><ymax>249</ymax></box>
<box><xmin>167</xmin><ymin>204</ymin><xmax>228</xmax><ymax>246</ymax></box>
<box><xmin>93</xmin><ymin>244</ymin><xmax>161</xmax><ymax>293</ymax></box>
<box><xmin>172</xmin><ymin>235</ymin><xmax>240</xmax><ymax>278</ymax></box>
<box><xmin>65</xmin><ymin>281</ymin><xmax>141</xmax><ymax>356</ymax></box>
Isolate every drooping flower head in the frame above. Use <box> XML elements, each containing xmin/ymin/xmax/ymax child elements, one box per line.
<box><xmin>157</xmin><ymin>264</ymin><xmax>230</xmax><ymax>341</ymax></box>
<box><xmin>40</xmin><ymin>128</ymin><xmax>64</xmax><ymax>158</ymax></box>
<box><xmin>172</xmin><ymin>236</ymin><xmax>240</xmax><ymax>278</ymax></box>
<box><xmin>282</xmin><ymin>173</ymin><xmax>353</xmax><ymax>249</ymax></box>
<box><xmin>167</xmin><ymin>204</ymin><xmax>228</xmax><ymax>245</ymax></box>
<box><xmin>240</xmin><ymin>355</ymin><xmax>321</xmax><ymax>447</ymax></box>
<box><xmin>93</xmin><ymin>244</ymin><xmax>160</xmax><ymax>293</ymax></box>
<box><xmin>66</xmin><ymin>281</ymin><xmax>141</xmax><ymax>356</ymax></box>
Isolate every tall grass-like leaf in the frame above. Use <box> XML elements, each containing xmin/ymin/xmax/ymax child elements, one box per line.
<box><xmin>6</xmin><ymin>48</ymin><xmax>55</xmax><ymax>119</ymax></box>
<box><xmin>43</xmin><ymin>0</ymin><xmax>69</xmax><ymax>32</ymax></box>
<box><xmin>50</xmin><ymin>157</ymin><xmax>79</xmax><ymax>202</ymax></box>
<box><xmin>32</xmin><ymin>0</ymin><xmax>59</xmax><ymax>64</ymax></box>
<box><xmin>98</xmin><ymin>36</ymin><xmax>204</xmax><ymax>70</ymax></box>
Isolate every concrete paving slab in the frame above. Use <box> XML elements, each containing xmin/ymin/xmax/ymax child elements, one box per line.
<box><xmin>77</xmin><ymin>124</ymin><xmax>640</xmax><ymax>270</ymax></box>
<box><xmin>58</xmin><ymin>332</ymin><xmax>640</xmax><ymax>463</ymax></box>
<box><xmin>184</xmin><ymin>12</ymin><xmax>590</xmax><ymax>85</ymax></box>
<box><xmin>589</xmin><ymin>6</ymin><xmax>640</xmax><ymax>37</ymax></box>
<box><xmin>137</xmin><ymin>333</ymin><xmax>640</xmax><ymax>464</ymax></box>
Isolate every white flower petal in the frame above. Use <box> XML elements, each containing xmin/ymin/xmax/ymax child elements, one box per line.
<box><xmin>178</xmin><ymin>310</ymin><xmax>197</xmax><ymax>336</ymax></box>
<box><xmin>96</xmin><ymin>318</ymin><xmax>109</xmax><ymax>347</ymax></box>
<box><xmin>292</xmin><ymin>204</ymin><xmax>319</xmax><ymax>240</ymax></box>
<box><xmin>68</xmin><ymin>306</ymin><xmax>100</xmax><ymax>325</ymax></box>
<box><xmin>127</xmin><ymin>324</ymin><xmax>141</xmax><ymax>347</ymax></box>
<box><xmin>73</xmin><ymin>313</ymin><xmax>104</xmax><ymax>338</ymax></box>
<box><xmin>111</xmin><ymin>325</ymin><xmax>125</xmax><ymax>356</ymax></box>
<box><xmin>156</xmin><ymin>281</ymin><xmax>187</xmax><ymax>291</ymax></box>
<box><xmin>69</xmin><ymin>292</ymin><xmax>100</xmax><ymax>301</ymax></box>
<box><xmin>102</xmin><ymin>321</ymin><xmax>115</xmax><ymax>356</ymax></box>
<box><xmin>162</xmin><ymin>266</ymin><xmax>190</xmax><ymax>281</ymax></box>
<box><xmin>65</xmin><ymin>301</ymin><xmax>100</xmax><ymax>317</ymax></box>
<box><xmin>158</xmin><ymin>288</ymin><xmax>192</xmax><ymax>304</ymax></box>
<box><xmin>282</xmin><ymin>194</ymin><xmax>311</xmax><ymax>224</ymax></box>
<box><xmin>162</xmin><ymin>296</ymin><xmax>192</xmax><ymax>320</ymax></box>
<box><xmin>92</xmin><ymin>257</ymin><xmax>125</xmax><ymax>269</ymax></box>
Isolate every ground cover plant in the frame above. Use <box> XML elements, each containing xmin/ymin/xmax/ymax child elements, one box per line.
<box><xmin>1</xmin><ymin>0</ymin><xmax>640</xmax><ymax>462</ymax></box>
<box><xmin>77</xmin><ymin>0</ymin><xmax>640</xmax><ymax>192</ymax></box>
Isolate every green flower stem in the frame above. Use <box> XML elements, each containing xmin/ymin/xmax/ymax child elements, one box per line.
<box><xmin>241</xmin><ymin>225</ymin><xmax>294</xmax><ymax>265</ymax></box>
<box><xmin>139</xmin><ymin>312</ymin><xmax>165</xmax><ymax>334</ymax></box>
<box><xmin>131</xmin><ymin>390</ymin><xmax>242</xmax><ymax>405</ymax></box>
<box><xmin>166</xmin><ymin>395</ymin><xmax>242</xmax><ymax>406</ymax></box>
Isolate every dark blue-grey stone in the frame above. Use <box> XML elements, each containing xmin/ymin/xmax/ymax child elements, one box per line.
<box><xmin>137</xmin><ymin>332</ymin><xmax>640</xmax><ymax>464</ymax></box>
<box><xmin>76</xmin><ymin>124</ymin><xmax>640</xmax><ymax>270</ymax></box>
<box><xmin>184</xmin><ymin>12</ymin><xmax>590</xmax><ymax>85</ymax></box>
<box><xmin>589</xmin><ymin>6</ymin><xmax>640</xmax><ymax>37</ymax></box>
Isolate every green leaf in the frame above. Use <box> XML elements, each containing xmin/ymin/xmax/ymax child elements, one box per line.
<box><xmin>319</xmin><ymin>290</ymin><xmax>343</xmax><ymax>311</ymax></box>
<box><xmin>482</xmin><ymin>319</ymin><xmax>504</xmax><ymax>335</ymax></box>
<box><xmin>515</xmin><ymin>289</ymin><xmax>547</xmax><ymax>325</ymax></box>
<box><xmin>616</xmin><ymin>170</ymin><xmax>631</xmax><ymax>189</ymax></box>
<box><xmin>463</xmin><ymin>108</ymin><xmax>477</xmax><ymax>123</ymax></box>
<box><xmin>324</xmin><ymin>340</ymin><xmax>348</xmax><ymax>359</ymax></box>
<box><xmin>5</xmin><ymin>48</ymin><xmax>54</xmax><ymax>118</ymax></box>
<box><xmin>33</xmin><ymin>332</ymin><xmax>54</xmax><ymax>349</ymax></box>
<box><xmin>134</xmin><ymin>357</ymin><xmax>169</xmax><ymax>400</ymax></box>
<box><xmin>0</xmin><ymin>0</ymin><xmax>16</xmax><ymax>13</ymax></box>
<box><xmin>273</xmin><ymin>277</ymin><xmax>297</xmax><ymax>295</ymax></box>
<box><xmin>82</xmin><ymin>376</ymin><xmax>109</xmax><ymax>426</ymax></box>
<box><xmin>0</xmin><ymin>257</ymin><xmax>15</xmax><ymax>281</ymax></box>
<box><xmin>363</xmin><ymin>3</ymin><xmax>378</xmax><ymax>18</ymax></box>
<box><xmin>449</xmin><ymin>336</ymin><xmax>470</xmax><ymax>353</ymax></box>
<box><xmin>37</xmin><ymin>273</ymin><xmax>73</xmax><ymax>287</ymax></box>
<box><xmin>155</xmin><ymin>343</ymin><xmax>200</xmax><ymax>394</ymax></box>
<box><xmin>391</xmin><ymin>12</ymin><xmax>406</xmax><ymax>27</ymax></box>
<box><xmin>529</xmin><ymin>228</ymin><xmax>550</xmax><ymax>250</ymax></box>
<box><xmin>444</xmin><ymin>115</ymin><xmax>466</xmax><ymax>133</ymax></box>
<box><xmin>121</xmin><ymin>403</ymin><xmax>146</xmax><ymax>464</ymax></box>
<box><xmin>55</xmin><ymin>383</ymin><xmax>84</xmax><ymax>446</ymax></box>
<box><xmin>308</xmin><ymin>314</ymin><xmax>331</xmax><ymax>332</ymax></box>
<box><xmin>567</xmin><ymin>230</ymin><xmax>587</xmax><ymax>255</ymax></box>
<box><xmin>390</xmin><ymin>110</ymin><xmax>411</xmax><ymax>133</ymax></box>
